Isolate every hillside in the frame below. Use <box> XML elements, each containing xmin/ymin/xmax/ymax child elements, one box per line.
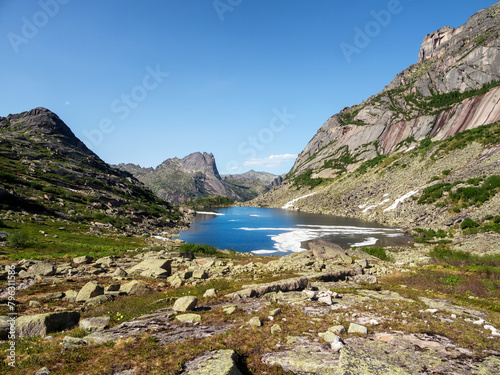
<box><xmin>251</xmin><ymin>2</ymin><xmax>500</xmax><ymax>251</ymax></box>
<box><xmin>0</xmin><ymin>108</ymin><xmax>184</xmax><ymax>238</ymax></box>
<box><xmin>117</xmin><ymin>155</ymin><xmax>278</xmax><ymax>203</ymax></box>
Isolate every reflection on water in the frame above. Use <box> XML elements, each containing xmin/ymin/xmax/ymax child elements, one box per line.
<box><xmin>179</xmin><ymin>207</ymin><xmax>411</xmax><ymax>255</ymax></box>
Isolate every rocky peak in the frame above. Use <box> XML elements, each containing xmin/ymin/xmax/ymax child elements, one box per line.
<box><xmin>1</xmin><ymin>107</ymin><xmax>93</xmax><ymax>156</ymax></box>
<box><xmin>180</xmin><ymin>152</ymin><xmax>221</xmax><ymax>179</ymax></box>
<box><xmin>418</xmin><ymin>26</ymin><xmax>457</xmax><ymax>62</ymax></box>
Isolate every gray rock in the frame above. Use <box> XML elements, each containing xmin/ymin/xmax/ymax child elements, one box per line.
<box><xmin>182</xmin><ymin>349</ymin><xmax>243</xmax><ymax>375</ymax></box>
<box><xmin>308</xmin><ymin>240</ymin><xmax>352</xmax><ymax>264</ymax></box>
<box><xmin>175</xmin><ymin>313</ymin><xmax>202</xmax><ymax>323</ymax></box>
<box><xmin>173</xmin><ymin>296</ymin><xmax>197</xmax><ymax>312</ymax></box>
<box><xmin>127</xmin><ymin>259</ymin><xmax>172</xmax><ymax>278</ymax></box>
<box><xmin>203</xmin><ymin>288</ymin><xmax>217</xmax><ymax>298</ymax></box>
<box><xmin>105</xmin><ymin>284</ymin><xmax>121</xmax><ymax>292</ymax></box>
<box><xmin>28</xmin><ymin>262</ymin><xmax>56</xmax><ymax>276</ymax></box>
<box><xmin>35</xmin><ymin>367</ymin><xmax>51</xmax><ymax>375</ymax></box>
<box><xmin>95</xmin><ymin>256</ymin><xmax>115</xmax><ymax>268</ymax></box>
<box><xmin>72</xmin><ymin>255</ymin><xmax>93</xmax><ymax>265</ymax></box>
<box><xmin>113</xmin><ymin>267</ymin><xmax>128</xmax><ymax>277</ymax></box>
<box><xmin>79</xmin><ymin>316</ymin><xmax>110</xmax><ymax>332</ymax></box>
<box><xmin>192</xmin><ymin>269</ymin><xmax>209</xmax><ymax>279</ymax></box>
<box><xmin>84</xmin><ymin>294</ymin><xmax>113</xmax><ymax>307</ymax></box>
<box><xmin>348</xmin><ymin>323</ymin><xmax>368</xmax><ymax>335</ymax></box>
<box><xmin>75</xmin><ymin>281</ymin><xmax>104</xmax><ymax>302</ymax></box>
<box><xmin>29</xmin><ymin>300</ymin><xmax>42</xmax><ymax>307</ymax></box>
<box><xmin>120</xmin><ymin>280</ymin><xmax>151</xmax><ymax>296</ymax></box>
<box><xmin>248</xmin><ymin>317</ymin><xmax>262</xmax><ymax>327</ymax></box>
<box><xmin>0</xmin><ymin>316</ymin><xmax>10</xmax><ymax>340</ymax></box>
<box><xmin>271</xmin><ymin>324</ymin><xmax>282</xmax><ymax>334</ymax></box>
<box><xmin>16</xmin><ymin>311</ymin><xmax>80</xmax><ymax>337</ymax></box>
<box><xmin>63</xmin><ymin>290</ymin><xmax>78</xmax><ymax>302</ymax></box>
<box><xmin>229</xmin><ymin>276</ymin><xmax>309</xmax><ymax>299</ymax></box>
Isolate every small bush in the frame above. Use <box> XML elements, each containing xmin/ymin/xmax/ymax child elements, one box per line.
<box><xmin>179</xmin><ymin>243</ymin><xmax>219</xmax><ymax>255</ymax></box>
<box><xmin>461</xmin><ymin>218</ymin><xmax>480</xmax><ymax>230</ymax></box>
<box><xmin>360</xmin><ymin>246</ymin><xmax>393</xmax><ymax>261</ymax></box>
<box><xmin>442</xmin><ymin>169</ymin><xmax>452</xmax><ymax>176</ymax></box>
<box><xmin>7</xmin><ymin>231</ymin><xmax>30</xmax><ymax>248</ymax></box>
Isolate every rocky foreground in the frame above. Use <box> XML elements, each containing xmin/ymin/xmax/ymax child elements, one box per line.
<box><xmin>0</xmin><ymin>240</ymin><xmax>498</xmax><ymax>374</ymax></box>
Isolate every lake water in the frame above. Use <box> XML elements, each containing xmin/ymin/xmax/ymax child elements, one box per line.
<box><xmin>178</xmin><ymin>207</ymin><xmax>411</xmax><ymax>255</ymax></box>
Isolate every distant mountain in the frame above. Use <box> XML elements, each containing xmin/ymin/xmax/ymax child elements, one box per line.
<box><xmin>0</xmin><ymin>107</ymin><xmax>182</xmax><ymax>235</ymax></box>
<box><xmin>117</xmin><ymin>154</ymin><xmax>280</xmax><ymax>203</ymax></box>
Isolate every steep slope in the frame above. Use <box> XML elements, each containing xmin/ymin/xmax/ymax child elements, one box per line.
<box><xmin>0</xmin><ymin>107</ymin><xmax>182</xmax><ymax>235</ymax></box>
<box><xmin>291</xmin><ymin>2</ymin><xmax>500</xmax><ymax>178</ymax></box>
<box><xmin>252</xmin><ymin>3</ymin><xmax>500</xmax><ymax>250</ymax></box>
<box><xmin>118</xmin><ymin>155</ymin><xmax>277</xmax><ymax>203</ymax></box>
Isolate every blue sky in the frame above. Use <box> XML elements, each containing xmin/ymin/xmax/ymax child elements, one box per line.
<box><xmin>1</xmin><ymin>0</ymin><xmax>497</xmax><ymax>175</ymax></box>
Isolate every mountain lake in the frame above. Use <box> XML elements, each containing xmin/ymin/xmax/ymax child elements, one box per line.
<box><xmin>177</xmin><ymin>207</ymin><xmax>411</xmax><ymax>254</ymax></box>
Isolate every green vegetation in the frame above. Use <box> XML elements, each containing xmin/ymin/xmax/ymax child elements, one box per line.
<box><xmin>292</xmin><ymin>170</ymin><xmax>324</xmax><ymax>189</ymax></box>
<box><xmin>413</xmin><ymin>228</ymin><xmax>450</xmax><ymax>244</ymax></box>
<box><xmin>360</xmin><ymin>246</ymin><xmax>393</xmax><ymax>261</ymax></box>
<box><xmin>7</xmin><ymin>230</ymin><xmax>30</xmax><ymax>248</ymax></box>
<box><xmin>178</xmin><ymin>243</ymin><xmax>219</xmax><ymax>255</ymax></box>
<box><xmin>184</xmin><ymin>195</ymin><xmax>234</xmax><ymax>208</ymax></box>
<box><xmin>337</xmin><ymin>106</ymin><xmax>366</xmax><ymax>126</ymax></box>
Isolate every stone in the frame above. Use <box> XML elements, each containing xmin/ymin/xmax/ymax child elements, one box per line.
<box><xmin>29</xmin><ymin>300</ymin><xmax>42</xmax><ymax>307</ymax></box>
<box><xmin>35</xmin><ymin>367</ymin><xmax>51</xmax><ymax>375</ymax></box>
<box><xmin>331</xmin><ymin>339</ymin><xmax>344</xmax><ymax>352</ymax></box>
<box><xmin>113</xmin><ymin>267</ymin><xmax>128</xmax><ymax>277</ymax></box>
<box><xmin>269</xmin><ymin>308</ymin><xmax>281</xmax><ymax>317</ymax></box>
<box><xmin>271</xmin><ymin>324</ymin><xmax>282</xmax><ymax>334</ymax></box>
<box><xmin>182</xmin><ymin>349</ymin><xmax>243</xmax><ymax>375</ymax></box>
<box><xmin>203</xmin><ymin>288</ymin><xmax>217</xmax><ymax>298</ymax></box>
<box><xmin>223</xmin><ymin>306</ymin><xmax>237</xmax><ymax>315</ymax></box>
<box><xmin>16</xmin><ymin>311</ymin><xmax>80</xmax><ymax>338</ymax></box>
<box><xmin>328</xmin><ymin>325</ymin><xmax>346</xmax><ymax>334</ymax></box>
<box><xmin>105</xmin><ymin>284</ymin><xmax>121</xmax><ymax>292</ymax></box>
<box><xmin>173</xmin><ymin>296</ymin><xmax>197</xmax><ymax>312</ymax></box>
<box><xmin>95</xmin><ymin>256</ymin><xmax>115</xmax><ymax>268</ymax></box>
<box><xmin>127</xmin><ymin>259</ymin><xmax>172</xmax><ymax>278</ymax></box>
<box><xmin>79</xmin><ymin>316</ymin><xmax>110</xmax><ymax>332</ymax></box>
<box><xmin>72</xmin><ymin>255</ymin><xmax>93</xmax><ymax>265</ymax></box>
<box><xmin>192</xmin><ymin>269</ymin><xmax>209</xmax><ymax>279</ymax></box>
<box><xmin>121</xmin><ymin>280</ymin><xmax>151</xmax><ymax>296</ymax></box>
<box><xmin>308</xmin><ymin>239</ymin><xmax>352</xmax><ymax>263</ymax></box>
<box><xmin>28</xmin><ymin>262</ymin><xmax>56</xmax><ymax>276</ymax></box>
<box><xmin>38</xmin><ymin>292</ymin><xmax>64</xmax><ymax>300</ymax></box>
<box><xmin>230</xmin><ymin>276</ymin><xmax>309</xmax><ymax>299</ymax></box>
<box><xmin>0</xmin><ymin>316</ymin><xmax>10</xmax><ymax>340</ymax></box>
<box><xmin>318</xmin><ymin>295</ymin><xmax>333</xmax><ymax>305</ymax></box>
<box><xmin>320</xmin><ymin>331</ymin><xmax>341</xmax><ymax>344</ymax></box>
<box><xmin>338</xmin><ymin>345</ymin><xmax>410</xmax><ymax>374</ymax></box>
<box><xmin>84</xmin><ymin>294</ymin><xmax>114</xmax><ymax>306</ymax></box>
<box><xmin>348</xmin><ymin>323</ymin><xmax>368</xmax><ymax>335</ymax></box>
<box><xmin>63</xmin><ymin>290</ymin><xmax>78</xmax><ymax>302</ymax></box>
<box><xmin>168</xmin><ymin>274</ymin><xmax>183</xmax><ymax>287</ymax></box>
<box><xmin>75</xmin><ymin>281</ymin><xmax>104</xmax><ymax>302</ymax></box>
<box><xmin>175</xmin><ymin>314</ymin><xmax>202</xmax><ymax>323</ymax></box>
<box><xmin>249</xmin><ymin>317</ymin><xmax>262</xmax><ymax>327</ymax></box>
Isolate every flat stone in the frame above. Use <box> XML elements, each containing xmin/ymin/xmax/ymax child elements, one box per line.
<box><xmin>328</xmin><ymin>325</ymin><xmax>346</xmax><ymax>334</ymax></box>
<box><xmin>79</xmin><ymin>316</ymin><xmax>110</xmax><ymax>332</ymax></box>
<box><xmin>339</xmin><ymin>345</ymin><xmax>410</xmax><ymax>374</ymax></box>
<box><xmin>173</xmin><ymin>296</ymin><xmax>197</xmax><ymax>312</ymax></box>
<box><xmin>127</xmin><ymin>259</ymin><xmax>172</xmax><ymax>278</ymax></box>
<box><xmin>175</xmin><ymin>314</ymin><xmax>202</xmax><ymax>323</ymax></box>
<box><xmin>223</xmin><ymin>306</ymin><xmax>237</xmax><ymax>315</ymax></box>
<box><xmin>28</xmin><ymin>262</ymin><xmax>56</xmax><ymax>276</ymax></box>
<box><xmin>248</xmin><ymin>317</ymin><xmax>262</xmax><ymax>327</ymax></box>
<box><xmin>73</xmin><ymin>255</ymin><xmax>93</xmax><ymax>265</ymax></box>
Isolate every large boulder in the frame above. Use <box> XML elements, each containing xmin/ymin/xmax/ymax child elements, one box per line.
<box><xmin>127</xmin><ymin>259</ymin><xmax>172</xmax><ymax>278</ymax></box>
<box><xmin>16</xmin><ymin>311</ymin><xmax>80</xmax><ymax>337</ymax></box>
<box><xmin>120</xmin><ymin>280</ymin><xmax>151</xmax><ymax>296</ymax></box>
<box><xmin>173</xmin><ymin>296</ymin><xmax>197</xmax><ymax>312</ymax></box>
<box><xmin>308</xmin><ymin>240</ymin><xmax>352</xmax><ymax>264</ymax></box>
<box><xmin>182</xmin><ymin>349</ymin><xmax>243</xmax><ymax>375</ymax></box>
<box><xmin>75</xmin><ymin>281</ymin><xmax>104</xmax><ymax>302</ymax></box>
<box><xmin>79</xmin><ymin>316</ymin><xmax>110</xmax><ymax>332</ymax></box>
<box><xmin>27</xmin><ymin>262</ymin><xmax>56</xmax><ymax>276</ymax></box>
<box><xmin>229</xmin><ymin>277</ymin><xmax>309</xmax><ymax>299</ymax></box>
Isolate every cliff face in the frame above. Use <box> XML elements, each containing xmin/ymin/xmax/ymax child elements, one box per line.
<box><xmin>291</xmin><ymin>2</ymin><xmax>500</xmax><ymax>178</ymax></box>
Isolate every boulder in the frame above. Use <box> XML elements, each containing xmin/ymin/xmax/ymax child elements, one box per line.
<box><xmin>192</xmin><ymin>269</ymin><xmax>209</xmax><ymax>279</ymax></box>
<box><xmin>75</xmin><ymin>281</ymin><xmax>104</xmax><ymax>302</ymax></box>
<box><xmin>63</xmin><ymin>290</ymin><xmax>78</xmax><ymax>302</ymax></box>
<box><xmin>348</xmin><ymin>323</ymin><xmax>368</xmax><ymax>335</ymax></box>
<box><xmin>248</xmin><ymin>317</ymin><xmax>262</xmax><ymax>327</ymax></box>
<box><xmin>28</xmin><ymin>262</ymin><xmax>56</xmax><ymax>276</ymax></box>
<box><xmin>182</xmin><ymin>349</ymin><xmax>243</xmax><ymax>375</ymax></box>
<box><xmin>0</xmin><ymin>316</ymin><xmax>10</xmax><ymax>340</ymax></box>
<box><xmin>127</xmin><ymin>259</ymin><xmax>172</xmax><ymax>278</ymax></box>
<box><xmin>308</xmin><ymin>239</ymin><xmax>352</xmax><ymax>264</ymax></box>
<box><xmin>95</xmin><ymin>256</ymin><xmax>115</xmax><ymax>268</ymax></box>
<box><xmin>229</xmin><ymin>277</ymin><xmax>309</xmax><ymax>299</ymax></box>
<box><xmin>173</xmin><ymin>296</ymin><xmax>197</xmax><ymax>312</ymax></box>
<box><xmin>16</xmin><ymin>311</ymin><xmax>80</xmax><ymax>337</ymax></box>
<box><xmin>120</xmin><ymin>280</ymin><xmax>151</xmax><ymax>296</ymax></box>
<box><xmin>79</xmin><ymin>316</ymin><xmax>110</xmax><ymax>332</ymax></box>
<box><xmin>72</xmin><ymin>255</ymin><xmax>93</xmax><ymax>265</ymax></box>
<box><xmin>203</xmin><ymin>289</ymin><xmax>217</xmax><ymax>298</ymax></box>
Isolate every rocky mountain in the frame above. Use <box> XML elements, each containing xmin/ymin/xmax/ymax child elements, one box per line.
<box><xmin>251</xmin><ymin>2</ymin><xmax>500</xmax><ymax>250</ymax></box>
<box><xmin>0</xmin><ymin>107</ymin><xmax>184</xmax><ymax>235</ymax></box>
<box><xmin>117</xmin><ymin>155</ymin><xmax>279</xmax><ymax>203</ymax></box>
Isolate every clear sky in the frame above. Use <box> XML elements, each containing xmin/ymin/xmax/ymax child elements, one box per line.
<box><xmin>1</xmin><ymin>0</ymin><xmax>497</xmax><ymax>175</ymax></box>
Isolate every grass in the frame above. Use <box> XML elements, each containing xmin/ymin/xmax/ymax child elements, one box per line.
<box><xmin>359</xmin><ymin>246</ymin><xmax>393</xmax><ymax>261</ymax></box>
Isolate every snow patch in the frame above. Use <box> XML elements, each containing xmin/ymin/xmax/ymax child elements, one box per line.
<box><xmin>282</xmin><ymin>192</ymin><xmax>317</xmax><ymax>209</ymax></box>
<box><xmin>383</xmin><ymin>190</ymin><xmax>419</xmax><ymax>212</ymax></box>
<box><xmin>196</xmin><ymin>211</ymin><xmax>225</xmax><ymax>216</ymax></box>
<box><xmin>362</xmin><ymin>199</ymin><xmax>390</xmax><ymax>213</ymax></box>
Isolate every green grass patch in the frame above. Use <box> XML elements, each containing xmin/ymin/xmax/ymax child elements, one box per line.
<box><xmin>359</xmin><ymin>246</ymin><xmax>393</xmax><ymax>261</ymax></box>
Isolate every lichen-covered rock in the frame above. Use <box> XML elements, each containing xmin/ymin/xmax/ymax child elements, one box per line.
<box><xmin>203</xmin><ymin>289</ymin><xmax>217</xmax><ymax>298</ymax></box>
<box><xmin>28</xmin><ymin>262</ymin><xmax>56</xmax><ymax>276</ymax></box>
<box><xmin>339</xmin><ymin>345</ymin><xmax>410</xmax><ymax>374</ymax></box>
<box><xmin>348</xmin><ymin>323</ymin><xmax>368</xmax><ymax>335</ymax></box>
<box><xmin>79</xmin><ymin>316</ymin><xmax>110</xmax><ymax>332</ymax></box>
<box><xmin>16</xmin><ymin>311</ymin><xmax>80</xmax><ymax>337</ymax></box>
<box><xmin>75</xmin><ymin>281</ymin><xmax>104</xmax><ymax>302</ymax></box>
<box><xmin>182</xmin><ymin>349</ymin><xmax>243</xmax><ymax>375</ymax></box>
<box><xmin>121</xmin><ymin>280</ymin><xmax>151</xmax><ymax>296</ymax></box>
<box><xmin>72</xmin><ymin>255</ymin><xmax>93</xmax><ymax>265</ymax></box>
<box><xmin>248</xmin><ymin>317</ymin><xmax>262</xmax><ymax>327</ymax></box>
<box><xmin>173</xmin><ymin>296</ymin><xmax>197</xmax><ymax>312</ymax></box>
<box><xmin>175</xmin><ymin>313</ymin><xmax>202</xmax><ymax>323</ymax></box>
